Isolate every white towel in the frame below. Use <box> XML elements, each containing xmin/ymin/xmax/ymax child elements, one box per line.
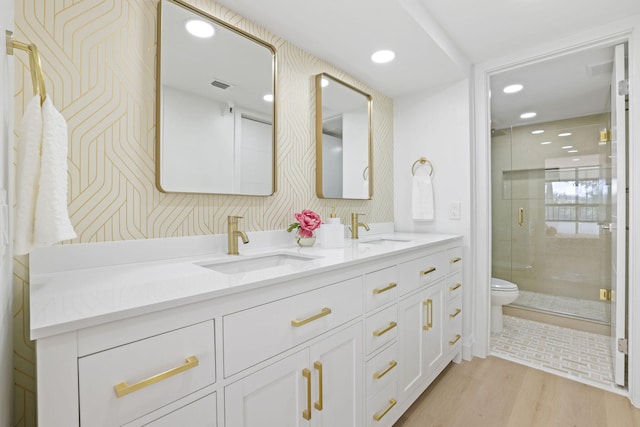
<box><xmin>34</xmin><ymin>97</ymin><xmax>76</xmax><ymax>246</ymax></box>
<box><xmin>412</xmin><ymin>174</ymin><xmax>435</xmax><ymax>221</ymax></box>
<box><xmin>14</xmin><ymin>96</ymin><xmax>76</xmax><ymax>255</ymax></box>
<box><xmin>14</xmin><ymin>96</ymin><xmax>43</xmax><ymax>255</ymax></box>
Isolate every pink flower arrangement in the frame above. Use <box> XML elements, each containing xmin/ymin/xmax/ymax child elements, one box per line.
<box><xmin>287</xmin><ymin>209</ymin><xmax>322</xmax><ymax>238</ymax></box>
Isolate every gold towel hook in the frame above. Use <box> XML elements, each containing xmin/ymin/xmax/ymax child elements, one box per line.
<box><xmin>6</xmin><ymin>30</ymin><xmax>47</xmax><ymax>104</ymax></box>
<box><xmin>411</xmin><ymin>157</ymin><xmax>433</xmax><ymax>176</ymax></box>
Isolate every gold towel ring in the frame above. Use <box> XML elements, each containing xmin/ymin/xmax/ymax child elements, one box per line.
<box><xmin>411</xmin><ymin>157</ymin><xmax>433</xmax><ymax>176</ymax></box>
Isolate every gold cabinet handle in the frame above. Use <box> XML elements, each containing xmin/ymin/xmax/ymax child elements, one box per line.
<box><xmin>420</xmin><ymin>267</ymin><xmax>436</xmax><ymax>276</ymax></box>
<box><xmin>373</xmin><ymin>321</ymin><xmax>397</xmax><ymax>337</ymax></box>
<box><xmin>373</xmin><ymin>360</ymin><xmax>397</xmax><ymax>380</ymax></box>
<box><xmin>302</xmin><ymin>368</ymin><xmax>312</xmax><ymax>420</ymax></box>
<box><xmin>372</xmin><ymin>282</ymin><xmax>397</xmax><ymax>294</ymax></box>
<box><xmin>449</xmin><ymin>308</ymin><xmax>462</xmax><ymax>318</ymax></box>
<box><xmin>449</xmin><ymin>283</ymin><xmax>462</xmax><ymax>291</ymax></box>
<box><xmin>422</xmin><ymin>299</ymin><xmax>433</xmax><ymax>331</ymax></box>
<box><xmin>450</xmin><ymin>257</ymin><xmax>462</xmax><ymax>264</ymax></box>
<box><xmin>449</xmin><ymin>334</ymin><xmax>462</xmax><ymax>346</ymax></box>
<box><xmin>518</xmin><ymin>207</ymin><xmax>524</xmax><ymax>227</ymax></box>
<box><xmin>373</xmin><ymin>398</ymin><xmax>397</xmax><ymax>421</ymax></box>
<box><xmin>291</xmin><ymin>308</ymin><xmax>332</xmax><ymax>327</ymax></box>
<box><xmin>314</xmin><ymin>361</ymin><xmax>323</xmax><ymax>411</ymax></box>
<box><xmin>114</xmin><ymin>355</ymin><xmax>199</xmax><ymax>398</ymax></box>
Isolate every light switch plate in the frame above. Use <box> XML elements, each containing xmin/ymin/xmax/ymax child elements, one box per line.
<box><xmin>449</xmin><ymin>202</ymin><xmax>461</xmax><ymax>220</ymax></box>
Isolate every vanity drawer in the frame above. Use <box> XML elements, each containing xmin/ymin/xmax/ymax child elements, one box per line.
<box><xmin>365</xmin><ymin>305</ymin><xmax>398</xmax><ymax>355</ymax></box>
<box><xmin>367</xmin><ymin>381</ymin><xmax>399</xmax><ymax>427</ymax></box>
<box><xmin>365</xmin><ymin>266</ymin><xmax>398</xmax><ymax>312</ymax></box>
<box><xmin>366</xmin><ymin>343</ymin><xmax>398</xmax><ymax>399</ymax></box>
<box><xmin>223</xmin><ymin>276</ymin><xmax>363</xmax><ymax>377</ymax></box>
<box><xmin>447</xmin><ymin>246</ymin><xmax>463</xmax><ymax>273</ymax></box>
<box><xmin>446</xmin><ymin>297</ymin><xmax>463</xmax><ymax>354</ymax></box>
<box><xmin>78</xmin><ymin>321</ymin><xmax>216</xmax><ymax>427</ymax></box>
<box><xmin>397</xmin><ymin>251</ymin><xmax>448</xmax><ymax>295</ymax></box>
<box><xmin>123</xmin><ymin>392</ymin><xmax>217</xmax><ymax>427</ymax></box>
<box><xmin>446</xmin><ymin>272</ymin><xmax>463</xmax><ymax>301</ymax></box>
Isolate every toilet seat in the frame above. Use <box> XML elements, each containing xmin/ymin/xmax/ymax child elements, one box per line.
<box><xmin>491</xmin><ymin>278</ymin><xmax>518</xmax><ymax>292</ymax></box>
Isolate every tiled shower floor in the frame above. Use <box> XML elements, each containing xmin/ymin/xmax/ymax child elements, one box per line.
<box><xmin>511</xmin><ymin>290</ymin><xmax>610</xmax><ymax>323</ymax></box>
<box><xmin>490</xmin><ymin>315</ymin><xmax>624</xmax><ymax>394</ymax></box>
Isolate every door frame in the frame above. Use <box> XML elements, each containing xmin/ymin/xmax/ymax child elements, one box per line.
<box><xmin>471</xmin><ymin>16</ymin><xmax>640</xmax><ymax>406</ymax></box>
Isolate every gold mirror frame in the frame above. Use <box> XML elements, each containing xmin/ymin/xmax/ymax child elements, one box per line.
<box><xmin>315</xmin><ymin>73</ymin><xmax>372</xmax><ymax>200</ymax></box>
<box><xmin>156</xmin><ymin>0</ymin><xmax>277</xmax><ymax>195</ymax></box>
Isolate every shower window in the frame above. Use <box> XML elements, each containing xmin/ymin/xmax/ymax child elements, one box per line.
<box><xmin>544</xmin><ymin>166</ymin><xmax>608</xmax><ymax>236</ymax></box>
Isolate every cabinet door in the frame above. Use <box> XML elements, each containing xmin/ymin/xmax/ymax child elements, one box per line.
<box><xmin>225</xmin><ymin>349</ymin><xmax>310</xmax><ymax>427</ymax></box>
<box><xmin>309</xmin><ymin>323</ymin><xmax>363</xmax><ymax>427</ymax></box>
<box><xmin>397</xmin><ymin>283</ymin><xmax>444</xmax><ymax>403</ymax></box>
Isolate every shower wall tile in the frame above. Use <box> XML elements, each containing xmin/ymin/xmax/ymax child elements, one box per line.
<box><xmin>12</xmin><ymin>1</ymin><xmax>394</xmax><ymax>425</ymax></box>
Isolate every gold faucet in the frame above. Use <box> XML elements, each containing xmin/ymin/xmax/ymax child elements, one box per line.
<box><xmin>350</xmin><ymin>213</ymin><xmax>370</xmax><ymax>239</ymax></box>
<box><xmin>227</xmin><ymin>216</ymin><xmax>249</xmax><ymax>255</ymax></box>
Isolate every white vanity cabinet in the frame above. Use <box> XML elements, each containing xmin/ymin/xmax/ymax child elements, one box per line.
<box><xmin>31</xmin><ymin>232</ymin><xmax>463</xmax><ymax>427</ymax></box>
<box><xmin>225</xmin><ymin>322</ymin><xmax>363</xmax><ymax>426</ymax></box>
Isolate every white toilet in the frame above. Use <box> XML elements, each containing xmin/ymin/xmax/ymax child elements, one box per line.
<box><xmin>490</xmin><ymin>278</ymin><xmax>519</xmax><ymax>333</ymax></box>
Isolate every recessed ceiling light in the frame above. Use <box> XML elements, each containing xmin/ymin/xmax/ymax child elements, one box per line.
<box><xmin>572</xmin><ymin>158</ymin><xmax>580</xmax><ymax>161</ymax></box>
<box><xmin>561</xmin><ymin>145</ymin><xmax>573</xmax><ymax>149</ymax></box>
<box><xmin>567</xmin><ymin>150</ymin><xmax>578</xmax><ymax>153</ymax></box>
<box><xmin>503</xmin><ymin>84</ymin><xmax>523</xmax><ymax>94</ymax></box>
<box><xmin>520</xmin><ymin>112</ymin><xmax>536</xmax><ymax>119</ymax></box>
<box><xmin>321</xmin><ymin>78</ymin><xmax>330</xmax><ymax>88</ymax></box>
<box><xmin>558</xmin><ymin>132</ymin><xmax>572</xmax><ymax>137</ymax></box>
<box><xmin>371</xmin><ymin>50</ymin><xmax>395</xmax><ymax>64</ymax></box>
<box><xmin>263</xmin><ymin>94</ymin><xmax>273</xmax><ymax>102</ymax></box>
<box><xmin>185</xmin><ymin>19</ymin><xmax>214</xmax><ymax>38</ymax></box>
<box><xmin>531</xmin><ymin>130</ymin><xmax>544</xmax><ymax>135</ymax></box>
<box><xmin>540</xmin><ymin>141</ymin><xmax>552</xmax><ymax>145</ymax></box>
<box><xmin>598</xmin><ymin>141</ymin><xmax>607</xmax><ymax>146</ymax></box>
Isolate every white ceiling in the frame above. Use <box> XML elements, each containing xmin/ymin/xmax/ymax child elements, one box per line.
<box><xmin>209</xmin><ymin>0</ymin><xmax>640</xmax><ymax>125</ymax></box>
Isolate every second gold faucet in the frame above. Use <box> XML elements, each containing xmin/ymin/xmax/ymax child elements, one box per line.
<box><xmin>228</xmin><ymin>216</ymin><xmax>249</xmax><ymax>255</ymax></box>
<box><xmin>351</xmin><ymin>213</ymin><xmax>370</xmax><ymax>239</ymax></box>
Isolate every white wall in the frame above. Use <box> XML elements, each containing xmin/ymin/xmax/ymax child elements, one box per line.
<box><xmin>1</xmin><ymin>0</ymin><xmax>15</xmax><ymax>423</ymax></box>
<box><xmin>393</xmin><ymin>78</ymin><xmax>473</xmax><ymax>358</ymax></box>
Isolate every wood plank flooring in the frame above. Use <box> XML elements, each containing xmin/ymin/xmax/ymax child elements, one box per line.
<box><xmin>393</xmin><ymin>356</ymin><xmax>640</xmax><ymax>427</ymax></box>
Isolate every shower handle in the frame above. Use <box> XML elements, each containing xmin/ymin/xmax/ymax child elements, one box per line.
<box><xmin>518</xmin><ymin>208</ymin><xmax>524</xmax><ymax>227</ymax></box>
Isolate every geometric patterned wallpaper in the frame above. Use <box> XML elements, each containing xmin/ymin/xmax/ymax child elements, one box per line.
<box><xmin>12</xmin><ymin>0</ymin><xmax>394</xmax><ymax>425</ymax></box>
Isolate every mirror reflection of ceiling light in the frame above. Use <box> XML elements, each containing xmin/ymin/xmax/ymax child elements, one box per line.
<box><xmin>321</xmin><ymin>78</ymin><xmax>330</xmax><ymax>88</ymax></box>
<box><xmin>540</xmin><ymin>141</ymin><xmax>552</xmax><ymax>145</ymax></box>
<box><xmin>531</xmin><ymin>129</ymin><xmax>544</xmax><ymax>134</ymax></box>
<box><xmin>598</xmin><ymin>141</ymin><xmax>608</xmax><ymax>146</ymax></box>
<box><xmin>572</xmin><ymin>158</ymin><xmax>580</xmax><ymax>161</ymax></box>
<box><xmin>263</xmin><ymin>94</ymin><xmax>273</xmax><ymax>102</ymax></box>
<box><xmin>503</xmin><ymin>84</ymin><xmax>523</xmax><ymax>94</ymax></box>
<box><xmin>558</xmin><ymin>132</ymin><xmax>572</xmax><ymax>137</ymax></box>
<box><xmin>568</xmin><ymin>150</ymin><xmax>578</xmax><ymax>153</ymax></box>
<box><xmin>371</xmin><ymin>50</ymin><xmax>396</xmax><ymax>64</ymax></box>
<box><xmin>520</xmin><ymin>112</ymin><xmax>536</xmax><ymax>119</ymax></box>
<box><xmin>561</xmin><ymin>145</ymin><xmax>573</xmax><ymax>149</ymax></box>
<box><xmin>185</xmin><ymin>19</ymin><xmax>214</xmax><ymax>38</ymax></box>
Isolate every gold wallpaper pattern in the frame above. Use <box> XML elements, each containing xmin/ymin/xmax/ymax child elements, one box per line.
<box><xmin>12</xmin><ymin>0</ymin><xmax>394</xmax><ymax>425</ymax></box>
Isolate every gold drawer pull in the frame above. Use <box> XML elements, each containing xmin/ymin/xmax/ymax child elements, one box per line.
<box><xmin>373</xmin><ymin>398</ymin><xmax>397</xmax><ymax>421</ymax></box>
<box><xmin>291</xmin><ymin>308</ymin><xmax>332</xmax><ymax>327</ymax></box>
<box><xmin>422</xmin><ymin>299</ymin><xmax>433</xmax><ymax>331</ymax></box>
<box><xmin>373</xmin><ymin>360</ymin><xmax>398</xmax><ymax>380</ymax></box>
<box><xmin>314</xmin><ymin>361</ymin><xmax>323</xmax><ymax>411</ymax></box>
<box><xmin>449</xmin><ymin>308</ymin><xmax>462</xmax><ymax>318</ymax></box>
<box><xmin>302</xmin><ymin>368</ymin><xmax>312</xmax><ymax>420</ymax></box>
<box><xmin>373</xmin><ymin>321</ymin><xmax>397</xmax><ymax>337</ymax></box>
<box><xmin>373</xmin><ymin>282</ymin><xmax>397</xmax><ymax>294</ymax></box>
<box><xmin>114</xmin><ymin>355</ymin><xmax>199</xmax><ymax>398</ymax></box>
<box><xmin>450</xmin><ymin>257</ymin><xmax>462</xmax><ymax>264</ymax></box>
<box><xmin>449</xmin><ymin>334</ymin><xmax>462</xmax><ymax>346</ymax></box>
<box><xmin>420</xmin><ymin>267</ymin><xmax>436</xmax><ymax>276</ymax></box>
<box><xmin>449</xmin><ymin>283</ymin><xmax>462</xmax><ymax>291</ymax></box>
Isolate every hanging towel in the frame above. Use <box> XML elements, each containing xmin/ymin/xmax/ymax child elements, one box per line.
<box><xmin>412</xmin><ymin>174</ymin><xmax>435</xmax><ymax>221</ymax></box>
<box><xmin>34</xmin><ymin>97</ymin><xmax>77</xmax><ymax>246</ymax></box>
<box><xmin>14</xmin><ymin>96</ymin><xmax>43</xmax><ymax>255</ymax></box>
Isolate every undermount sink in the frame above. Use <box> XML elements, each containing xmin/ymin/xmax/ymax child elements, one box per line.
<box><xmin>357</xmin><ymin>238</ymin><xmax>411</xmax><ymax>245</ymax></box>
<box><xmin>196</xmin><ymin>253</ymin><xmax>317</xmax><ymax>274</ymax></box>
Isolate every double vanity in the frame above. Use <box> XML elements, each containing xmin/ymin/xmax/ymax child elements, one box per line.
<box><xmin>30</xmin><ymin>226</ymin><xmax>462</xmax><ymax>426</ymax></box>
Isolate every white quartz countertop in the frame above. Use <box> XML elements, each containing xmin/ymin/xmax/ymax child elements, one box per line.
<box><xmin>30</xmin><ymin>229</ymin><xmax>461</xmax><ymax>340</ymax></box>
